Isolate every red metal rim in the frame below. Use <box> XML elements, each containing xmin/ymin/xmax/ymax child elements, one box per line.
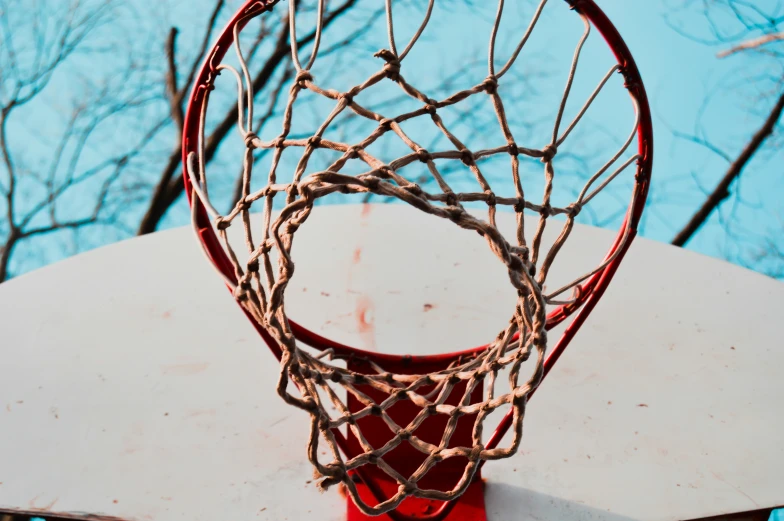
<box><xmin>182</xmin><ymin>1</ymin><xmax>652</xmax><ymax>520</ymax></box>
<box><xmin>182</xmin><ymin>0</ymin><xmax>653</xmax><ymax>367</ymax></box>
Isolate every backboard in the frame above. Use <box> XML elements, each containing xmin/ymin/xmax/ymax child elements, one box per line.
<box><xmin>1</xmin><ymin>205</ymin><xmax>783</xmax><ymax>521</ymax></box>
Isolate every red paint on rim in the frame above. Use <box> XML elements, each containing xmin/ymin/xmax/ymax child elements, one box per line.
<box><xmin>182</xmin><ymin>0</ymin><xmax>652</xmax><ymax>519</ymax></box>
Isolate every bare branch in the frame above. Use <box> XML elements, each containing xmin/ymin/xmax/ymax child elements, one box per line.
<box><xmin>165</xmin><ymin>27</ymin><xmax>184</xmax><ymax>131</ymax></box>
<box><xmin>718</xmin><ymin>32</ymin><xmax>784</xmax><ymax>57</ymax></box>
<box><xmin>672</xmin><ymin>90</ymin><xmax>784</xmax><ymax>247</ymax></box>
<box><xmin>137</xmin><ymin>0</ymin><xmax>362</xmax><ymax>235</ymax></box>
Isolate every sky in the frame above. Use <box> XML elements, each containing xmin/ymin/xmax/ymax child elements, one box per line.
<box><xmin>2</xmin><ymin>0</ymin><xmax>782</xmax><ymax>279</ymax></box>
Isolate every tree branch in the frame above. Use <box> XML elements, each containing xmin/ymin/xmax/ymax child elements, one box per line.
<box><xmin>136</xmin><ymin>0</ymin><xmax>361</xmax><ymax>235</ymax></box>
<box><xmin>671</xmin><ymin>90</ymin><xmax>784</xmax><ymax>247</ymax></box>
<box><xmin>165</xmin><ymin>27</ymin><xmax>184</xmax><ymax>131</ymax></box>
<box><xmin>717</xmin><ymin>32</ymin><xmax>784</xmax><ymax>58</ymax></box>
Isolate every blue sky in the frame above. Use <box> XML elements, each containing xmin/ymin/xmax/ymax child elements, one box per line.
<box><xmin>3</xmin><ymin>0</ymin><xmax>782</xmax><ymax>278</ymax></box>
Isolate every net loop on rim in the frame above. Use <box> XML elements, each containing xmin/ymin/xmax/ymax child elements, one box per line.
<box><xmin>183</xmin><ymin>0</ymin><xmax>652</xmax><ymax>518</ymax></box>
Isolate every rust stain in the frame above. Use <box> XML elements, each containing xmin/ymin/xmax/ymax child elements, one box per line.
<box><xmin>162</xmin><ymin>310</ymin><xmax>172</xmax><ymax>319</ymax></box>
<box><xmin>185</xmin><ymin>409</ymin><xmax>216</xmax><ymax>419</ymax></box>
<box><xmin>161</xmin><ymin>363</ymin><xmax>209</xmax><ymax>376</ymax></box>
<box><xmin>29</xmin><ymin>496</ymin><xmax>58</xmax><ymax>511</ymax></box>
<box><xmin>360</xmin><ymin>203</ymin><xmax>372</xmax><ymax>218</ymax></box>
<box><xmin>353</xmin><ymin>248</ymin><xmax>362</xmax><ymax>264</ymax></box>
<box><xmin>320</xmin><ymin>291</ymin><xmax>330</xmax><ymax>297</ymax></box>
<box><xmin>637</xmin><ymin>403</ymin><xmax>649</xmax><ymax>408</ymax></box>
<box><xmin>112</xmin><ymin>500</ymin><xmax>118</xmax><ymax>504</ymax></box>
<box><xmin>355</xmin><ymin>295</ymin><xmax>376</xmax><ymax>351</ymax></box>
<box><xmin>423</xmin><ymin>303</ymin><xmax>434</xmax><ymax>312</ymax></box>
<box><xmin>711</xmin><ymin>471</ymin><xmax>760</xmax><ymax>507</ymax></box>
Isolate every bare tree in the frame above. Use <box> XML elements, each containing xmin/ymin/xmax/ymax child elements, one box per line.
<box><xmin>0</xmin><ymin>0</ymin><xmax>591</xmax><ymax>280</ymax></box>
<box><xmin>135</xmin><ymin>0</ymin><xmax>367</xmax><ymax>235</ymax></box>
<box><xmin>0</xmin><ymin>0</ymin><xmax>386</xmax><ymax>280</ymax></box>
<box><xmin>0</xmin><ymin>0</ymin><xmax>161</xmax><ymax>282</ymax></box>
<box><xmin>665</xmin><ymin>0</ymin><xmax>784</xmax><ymax>259</ymax></box>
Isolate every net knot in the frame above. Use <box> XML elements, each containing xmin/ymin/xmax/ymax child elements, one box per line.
<box><xmin>346</xmin><ymin>145</ymin><xmax>361</xmax><ymax>159</ymax></box>
<box><xmin>374</xmin><ymin>49</ymin><xmax>401</xmax><ymax>80</ymax></box>
<box><xmin>236</xmin><ymin>197</ymin><xmax>251</xmax><ymax>212</ymax></box>
<box><xmin>485</xmin><ymin>191</ymin><xmax>497</xmax><ymax>207</ymax></box>
<box><xmin>377</xmin><ymin>165</ymin><xmax>394</xmax><ymax>178</ymax></box>
<box><xmin>215</xmin><ymin>217</ymin><xmax>230</xmax><ymax>231</ymax></box>
<box><xmin>415</xmin><ymin>147</ymin><xmax>431</xmax><ymax>163</ymax></box>
<box><xmin>482</xmin><ymin>75</ymin><xmax>498</xmax><ymax>95</ymax></box>
<box><xmin>445</xmin><ymin>192</ymin><xmax>459</xmax><ymax>207</ymax></box>
<box><xmin>514</xmin><ymin>197</ymin><xmax>526</xmax><ymax>213</ymax></box>
<box><xmin>469</xmin><ymin>444</ymin><xmax>484</xmax><ymax>462</ymax></box>
<box><xmin>567</xmin><ymin>201</ymin><xmax>582</xmax><ymax>217</ymax></box>
<box><xmin>541</xmin><ymin>144</ymin><xmax>558</xmax><ymax>163</ymax></box>
<box><xmin>233</xmin><ymin>283</ymin><xmax>249</xmax><ymax>301</ymax></box>
<box><xmin>539</xmin><ymin>203</ymin><xmax>552</xmax><ymax>217</ymax></box>
<box><xmin>339</xmin><ymin>87</ymin><xmax>360</xmax><ymax>104</ymax></box>
<box><xmin>364</xmin><ymin>176</ymin><xmax>381</xmax><ymax>191</ymax></box>
<box><xmin>424</xmin><ymin>103</ymin><xmax>437</xmax><ymax>116</ymax></box>
<box><xmin>244</xmin><ymin>132</ymin><xmax>258</xmax><ymax>149</ymax></box>
<box><xmin>294</xmin><ymin>69</ymin><xmax>313</xmax><ymax>87</ymax></box>
<box><xmin>511</xmin><ymin>245</ymin><xmax>529</xmax><ymax>259</ymax></box>
<box><xmin>447</xmin><ymin>206</ymin><xmax>463</xmax><ymax>222</ymax></box>
<box><xmin>287</xmin><ymin>184</ymin><xmax>299</xmax><ymax>199</ymax></box>
<box><xmin>378</xmin><ymin>118</ymin><xmax>394</xmax><ymax>130</ymax></box>
<box><xmin>406</xmin><ymin>183</ymin><xmax>423</xmax><ymax>197</ymax></box>
<box><xmin>399</xmin><ymin>483</ymin><xmax>416</xmax><ymax>496</ymax></box>
<box><xmin>307</xmin><ymin>136</ymin><xmax>322</xmax><ymax>148</ymax></box>
<box><xmin>459</xmin><ymin>148</ymin><xmax>474</xmax><ymax>165</ymax></box>
<box><xmin>271</xmin><ymin>136</ymin><xmax>285</xmax><ymax>149</ymax></box>
<box><xmin>316</xmin><ymin>467</ymin><xmax>346</xmax><ymax>492</ymax></box>
<box><xmin>246</xmin><ymin>259</ymin><xmax>260</xmax><ymax>273</ymax></box>
<box><xmin>507</xmin><ymin>142</ymin><xmax>519</xmax><ymax>156</ymax></box>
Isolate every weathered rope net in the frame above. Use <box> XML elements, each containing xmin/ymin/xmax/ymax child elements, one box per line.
<box><xmin>186</xmin><ymin>0</ymin><xmax>642</xmax><ymax>516</ymax></box>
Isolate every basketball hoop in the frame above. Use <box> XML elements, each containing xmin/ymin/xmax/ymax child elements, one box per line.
<box><xmin>182</xmin><ymin>0</ymin><xmax>652</xmax><ymax>519</ymax></box>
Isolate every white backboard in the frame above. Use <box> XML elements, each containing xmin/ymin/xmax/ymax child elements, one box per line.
<box><xmin>1</xmin><ymin>205</ymin><xmax>782</xmax><ymax>521</ymax></box>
